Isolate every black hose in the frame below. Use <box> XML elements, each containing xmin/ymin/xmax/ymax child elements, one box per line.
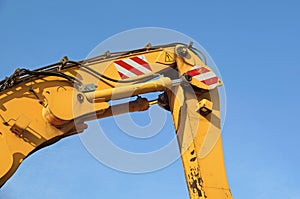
<box><xmin>21</xmin><ymin>69</ymin><xmax>82</xmax><ymax>85</ymax></box>
<box><xmin>66</xmin><ymin>60</ymin><xmax>159</xmax><ymax>83</ymax></box>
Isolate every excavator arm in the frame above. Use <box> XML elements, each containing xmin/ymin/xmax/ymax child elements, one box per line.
<box><xmin>0</xmin><ymin>43</ymin><xmax>233</xmax><ymax>199</ymax></box>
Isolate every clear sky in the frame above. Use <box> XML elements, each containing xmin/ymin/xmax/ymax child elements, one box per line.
<box><xmin>0</xmin><ymin>0</ymin><xmax>299</xmax><ymax>199</ymax></box>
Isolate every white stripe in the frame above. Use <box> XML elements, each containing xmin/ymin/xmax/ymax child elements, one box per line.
<box><xmin>208</xmin><ymin>83</ymin><xmax>218</xmax><ymax>89</ymax></box>
<box><xmin>123</xmin><ymin>58</ymin><xmax>152</xmax><ymax>74</ymax></box>
<box><xmin>114</xmin><ymin>63</ymin><xmax>137</xmax><ymax>78</ymax></box>
<box><xmin>188</xmin><ymin>65</ymin><xmax>202</xmax><ymax>71</ymax></box>
<box><xmin>138</xmin><ymin>55</ymin><xmax>147</xmax><ymax>61</ymax></box>
<box><xmin>193</xmin><ymin>71</ymin><xmax>216</xmax><ymax>81</ymax></box>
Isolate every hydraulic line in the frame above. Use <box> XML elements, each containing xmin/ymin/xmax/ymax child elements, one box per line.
<box><xmin>66</xmin><ymin>60</ymin><xmax>160</xmax><ymax>84</ymax></box>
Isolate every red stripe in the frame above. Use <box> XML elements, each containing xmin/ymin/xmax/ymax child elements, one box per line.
<box><xmin>130</xmin><ymin>56</ymin><xmax>151</xmax><ymax>71</ymax></box>
<box><xmin>201</xmin><ymin>76</ymin><xmax>219</xmax><ymax>86</ymax></box>
<box><xmin>118</xmin><ymin>71</ymin><xmax>129</xmax><ymax>79</ymax></box>
<box><xmin>115</xmin><ymin>60</ymin><xmax>144</xmax><ymax>75</ymax></box>
<box><xmin>187</xmin><ymin>67</ymin><xmax>210</xmax><ymax>77</ymax></box>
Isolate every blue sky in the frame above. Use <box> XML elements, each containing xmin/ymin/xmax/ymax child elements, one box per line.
<box><xmin>0</xmin><ymin>0</ymin><xmax>300</xmax><ymax>199</ymax></box>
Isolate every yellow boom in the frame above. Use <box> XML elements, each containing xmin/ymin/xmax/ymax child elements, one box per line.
<box><xmin>0</xmin><ymin>43</ymin><xmax>233</xmax><ymax>199</ymax></box>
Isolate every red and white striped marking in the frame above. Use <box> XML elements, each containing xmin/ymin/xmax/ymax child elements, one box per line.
<box><xmin>187</xmin><ymin>65</ymin><xmax>219</xmax><ymax>89</ymax></box>
<box><xmin>114</xmin><ymin>55</ymin><xmax>152</xmax><ymax>79</ymax></box>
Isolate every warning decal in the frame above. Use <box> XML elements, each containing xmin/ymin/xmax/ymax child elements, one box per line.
<box><xmin>114</xmin><ymin>55</ymin><xmax>152</xmax><ymax>79</ymax></box>
<box><xmin>187</xmin><ymin>65</ymin><xmax>220</xmax><ymax>89</ymax></box>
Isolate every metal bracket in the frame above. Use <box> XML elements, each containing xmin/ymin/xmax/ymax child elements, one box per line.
<box><xmin>79</xmin><ymin>84</ymin><xmax>97</xmax><ymax>93</ymax></box>
<box><xmin>197</xmin><ymin>99</ymin><xmax>213</xmax><ymax>116</ymax></box>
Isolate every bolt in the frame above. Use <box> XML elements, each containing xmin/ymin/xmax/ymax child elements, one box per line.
<box><xmin>183</xmin><ymin>74</ymin><xmax>192</xmax><ymax>82</ymax></box>
<box><xmin>177</xmin><ymin>47</ymin><xmax>189</xmax><ymax>58</ymax></box>
<box><xmin>77</xmin><ymin>94</ymin><xmax>84</xmax><ymax>103</ymax></box>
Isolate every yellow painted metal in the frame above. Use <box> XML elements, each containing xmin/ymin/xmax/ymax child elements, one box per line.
<box><xmin>85</xmin><ymin>76</ymin><xmax>173</xmax><ymax>101</ymax></box>
<box><xmin>0</xmin><ymin>43</ymin><xmax>233</xmax><ymax>199</ymax></box>
<box><xmin>0</xmin><ymin>78</ymin><xmax>68</xmax><ymax>186</ymax></box>
<box><xmin>81</xmin><ymin>97</ymin><xmax>151</xmax><ymax>122</ymax></box>
<box><xmin>167</xmin><ymin>47</ymin><xmax>233</xmax><ymax>199</ymax></box>
<box><xmin>197</xmin><ymin>99</ymin><xmax>213</xmax><ymax>115</ymax></box>
<box><xmin>42</xmin><ymin>86</ymin><xmax>109</xmax><ymax>125</ymax></box>
<box><xmin>168</xmin><ymin>87</ymin><xmax>232</xmax><ymax>199</ymax></box>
